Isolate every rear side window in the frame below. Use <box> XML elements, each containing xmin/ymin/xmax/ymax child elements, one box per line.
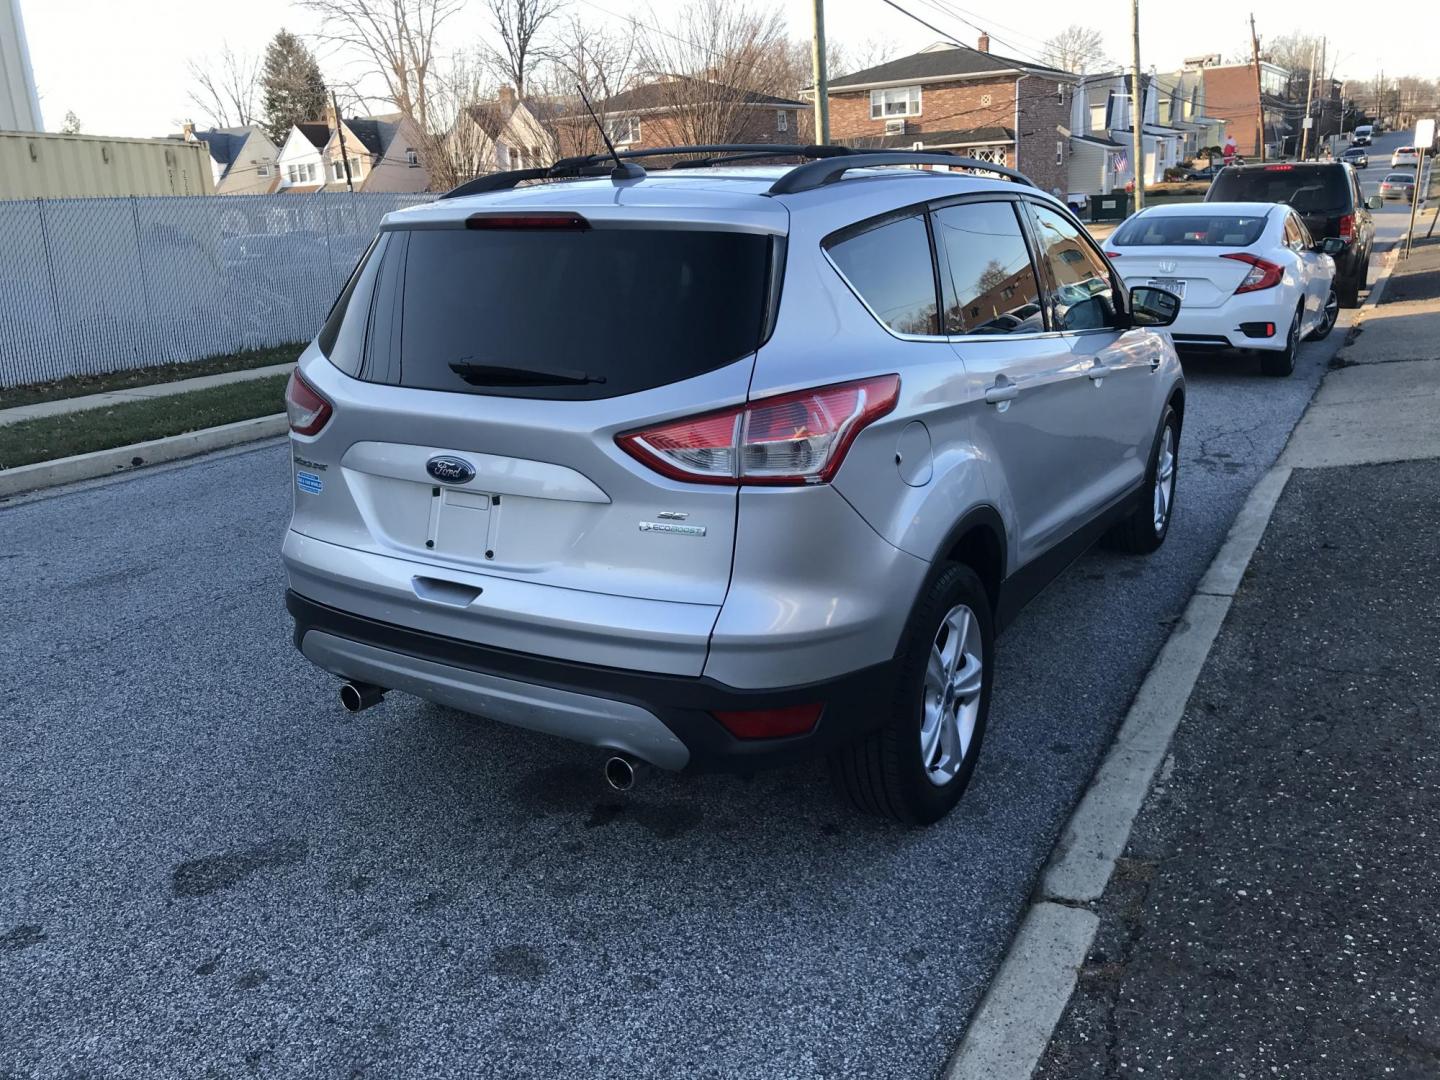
<box><xmin>1208</xmin><ymin>166</ymin><xmax>1350</xmax><ymax>213</ymax></box>
<box><xmin>931</xmin><ymin>201</ymin><xmax>1044</xmax><ymax>335</ymax></box>
<box><xmin>1027</xmin><ymin>204</ymin><xmax>1118</xmax><ymax>332</ymax></box>
<box><xmin>825</xmin><ymin>214</ymin><xmax>939</xmax><ymax>336</ymax></box>
<box><xmin>355</xmin><ymin>225</ymin><xmax>773</xmax><ymax>399</ymax></box>
<box><xmin>1111</xmin><ymin>213</ymin><xmax>1268</xmax><ymax>247</ymax></box>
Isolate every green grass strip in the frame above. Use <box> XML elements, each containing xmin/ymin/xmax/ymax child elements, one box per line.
<box><xmin>1</xmin><ymin>343</ymin><xmax>304</xmax><ymax>410</ymax></box>
<box><xmin>0</xmin><ymin>373</ymin><xmax>291</xmax><ymax>470</ymax></box>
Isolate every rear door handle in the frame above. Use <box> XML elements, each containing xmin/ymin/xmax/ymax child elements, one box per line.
<box><xmin>984</xmin><ymin>383</ymin><xmax>1020</xmax><ymax>404</ymax></box>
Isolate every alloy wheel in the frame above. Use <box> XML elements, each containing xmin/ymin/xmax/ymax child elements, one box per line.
<box><xmin>920</xmin><ymin>604</ymin><xmax>984</xmax><ymax>786</ymax></box>
<box><xmin>1153</xmin><ymin>424</ymin><xmax>1176</xmax><ymax>534</ymax></box>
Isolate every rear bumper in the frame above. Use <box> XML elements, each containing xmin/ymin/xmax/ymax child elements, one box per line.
<box><xmin>286</xmin><ymin>590</ymin><xmax>897</xmax><ymax>772</ymax></box>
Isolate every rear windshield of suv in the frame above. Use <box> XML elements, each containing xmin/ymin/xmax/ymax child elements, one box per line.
<box><xmin>1111</xmin><ymin>213</ymin><xmax>1268</xmax><ymax>247</ymax></box>
<box><xmin>1207</xmin><ymin>166</ymin><xmax>1350</xmax><ymax>213</ymax></box>
<box><xmin>323</xmin><ymin>222</ymin><xmax>776</xmax><ymax>400</ymax></box>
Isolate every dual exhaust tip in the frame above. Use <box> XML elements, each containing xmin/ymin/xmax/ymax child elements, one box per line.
<box><xmin>338</xmin><ymin>682</ymin><xmax>646</xmax><ymax>792</ymax></box>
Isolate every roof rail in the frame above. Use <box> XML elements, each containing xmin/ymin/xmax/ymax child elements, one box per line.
<box><xmin>769</xmin><ymin>153</ymin><xmax>1036</xmax><ymax>195</ymax></box>
<box><xmin>438</xmin><ymin>144</ymin><xmax>856</xmax><ymax>199</ymax></box>
<box><xmin>436</xmin><ymin>145</ymin><xmax>1036</xmax><ymax>201</ymax></box>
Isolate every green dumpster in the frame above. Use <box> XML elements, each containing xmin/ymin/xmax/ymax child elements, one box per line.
<box><xmin>1091</xmin><ymin>192</ymin><xmax>1131</xmax><ymax>222</ymax></box>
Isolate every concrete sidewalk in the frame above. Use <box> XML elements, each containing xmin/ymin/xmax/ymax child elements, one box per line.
<box><xmin>0</xmin><ymin>361</ymin><xmax>293</xmax><ymax>427</ymax></box>
<box><xmin>1033</xmin><ymin>231</ymin><xmax>1440</xmax><ymax>1079</ymax></box>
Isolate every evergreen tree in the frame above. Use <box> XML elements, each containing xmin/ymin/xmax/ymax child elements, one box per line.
<box><xmin>261</xmin><ymin>29</ymin><xmax>328</xmax><ymax>145</ymax></box>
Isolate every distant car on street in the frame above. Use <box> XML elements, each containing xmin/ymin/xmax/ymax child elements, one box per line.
<box><xmin>1379</xmin><ymin>172</ymin><xmax>1417</xmax><ymax>203</ymax></box>
<box><xmin>1106</xmin><ymin>202</ymin><xmax>1342</xmax><ymax>376</ymax></box>
<box><xmin>1206</xmin><ymin>161</ymin><xmax>1382</xmax><ymax>307</ymax></box>
<box><xmin>1391</xmin><ymin>146</ymin><xmax>1420</xmax><ymax>168</ymax></box>
<box><xmin>1185</xmin><ymin>163</ymin><xmax>1226</xmax><ymax>181</ymax></box>
<box><xmin>1340</xmin><ymin>147</ymin><xmax>1368</xmax><ymax>169</ymax></box>
<box><xmin>1353</xmin><ymin>125</ymin><xmax>1373</xmax><ymax>146</ymax></box>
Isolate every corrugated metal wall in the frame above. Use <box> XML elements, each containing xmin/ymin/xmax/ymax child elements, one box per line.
<box><xmin>0</xmin><ymin>191</ymin><xmax>435</xmax><ymax>388</ymax></box>
<box><xmin>0</xmin><ymin>131</ymin><xmax>215</xmax><ymax>199</ymax></box>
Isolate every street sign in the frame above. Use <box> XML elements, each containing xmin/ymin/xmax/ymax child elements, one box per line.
<box><xmin>1416</xmin><ymin>118</ymin><xmax>1435</xmax><ymax>149</ymax></box>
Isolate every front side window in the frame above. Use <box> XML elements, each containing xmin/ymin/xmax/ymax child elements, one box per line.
<box><xmin>826</xmin><ymin>214</ymin><xmax>938</xmax><ymax>336</ymax></box>
<box><xmin>931</xmin><ymin>200</ymin><xmax>1044</xmax><ymax>336</ymax></box>
<box><xmin>870</xmin><ymin>86</ymin><xmax>921</xmax><ymax>119</ymax></box>
<box><xmin>1027</xmin><ymin>204</ymin><xmax>1118</xmax><ymax>332</ymax></box>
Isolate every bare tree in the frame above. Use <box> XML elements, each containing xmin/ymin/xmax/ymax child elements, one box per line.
<box><xmin>187</xmin><ymin>43</ymin><xmax>261</xmax><ymax>129</ymax></box>
<box><xmin>1041</xmin><ymin>25</ymin><xmax>1107</xmax><ymax>74</ymax></box>
<box><xmin>300</xmin><ymin>0</ymin><xmax>466</xmax><ymax>184</ymax></box>
<box><xmin>532</xmin><ymin>13</ymin><xmax>639</xmax><ymax>158</ymax></box>
<box><xmin>484</xmin><ymin>0</ymin><xmax>564</xmax><ymax>98</ymax></box>
<box><xmin>633</xmin><ymin>0</ymin><xmax>793</xmax><ymax>146</ymax></box>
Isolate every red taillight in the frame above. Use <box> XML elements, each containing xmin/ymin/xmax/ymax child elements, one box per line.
<box><xmin>711</xmin><ymin>702</ymin><xmax>823</xmax><ymax>739</ymax></box>
<box><xmin>465</xmin><ymin>212</ymin><xmax>590</xmax><ymax>230</ymax></box>
<box><xmin>617</xmin><ymin>374</ymin><xmax>900</xmax><ymax>486</ymax></box>
<box><xmin>1338</xmin><ymin>213</ymin><xmax>1355</xmax><ymax>240</ymax></box>
<box><xmin>1263</xmin><ymin>164</ymin><xmax>1293</xmax><ymax>171</ymax></box>
<box><xmin>1222</xmin><ymin>252</ymin><xmax>1284</xmax><ymax>294</ymax></box>
<box><xmin>1104</xmin><ymin>251</ymin><xmax>1121</xmax><ymax>257</ymax></box>
<box><xmin>285</xmin><ymin>369</ymin><xmax>332</xmax><ymax>436</ymax></box>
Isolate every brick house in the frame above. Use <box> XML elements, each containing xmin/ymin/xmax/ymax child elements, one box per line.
<box><xmin>819</xmin><ymin>38</ymin><xmax>1077</xmax><ymax>194</ymax></box>
<box><xmin>592</xmin><ymin>77</ymin><xmax>805</xmax><ymax>152</ymax></box>
<box><xmin>1197</xmin><ymin>59</ymin><xmax>1292</xmax><ymax>158</ymax></box>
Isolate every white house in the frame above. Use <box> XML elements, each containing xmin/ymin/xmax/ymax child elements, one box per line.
<box><xmin>450</xmin><ymin>86</ymin><xmax>559</xmax><ymax>178</ymax></box>
<box><xmin>276</xmin><ymin>121</ymin><xmax>329</xmax><ymax>192</ymax></box>
<box><xmin>274</xmin><ymin>107</ymin><xmax>430</xmax><ymax>194</ymax></box>
<box><xmin>1067</xmin><ymin>72</ymin><xmax>1187</xmax><ymax>199</ymax></box>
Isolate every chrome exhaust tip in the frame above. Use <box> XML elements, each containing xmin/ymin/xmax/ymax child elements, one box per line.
<box><xmin>604</xmin><ymin>753</ymin><xmax>642</xmax><ymax>792</ymax></box>
<box><xmin>339</xmin><ymin>681</ymin><xmax>385</xmax><ymax>713</ymax></box>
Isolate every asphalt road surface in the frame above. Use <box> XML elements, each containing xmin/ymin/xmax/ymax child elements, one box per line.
<box><xmin>0</xmin><ymin>205</ymin><xmax>1413</xmax><ymax>1080</ymax></box>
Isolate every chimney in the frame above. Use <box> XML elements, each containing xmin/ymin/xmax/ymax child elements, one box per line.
<box><xmin>977</xmin><ymin>32</ymin><xmax>990</xmax><ymax>53</ymax></box>
<box><xmin>499</xmin><ymin>85</ymin><xmax>517</xmax><ymax>109</ymax></box>
<box><xmin>182</xmin><ymin>121</ymin><xmax>195</xmax><ymax>142</ymax></box>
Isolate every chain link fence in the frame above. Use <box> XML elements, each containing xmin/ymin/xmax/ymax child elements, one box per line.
<box><xmin>0</xmin><ymin>192</ymin><xmax>435</xmax><ymax>389</ymax></box>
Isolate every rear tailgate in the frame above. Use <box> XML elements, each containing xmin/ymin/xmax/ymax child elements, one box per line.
<box><xmin>1112</xmin><ymin>249</ymin><xmax>1256</xmax><ymax>309</ymax></box>
<box><xmin>285</xmin><ymin>201</ymin><xmax>786</xmax><ymax>673</ymax></box>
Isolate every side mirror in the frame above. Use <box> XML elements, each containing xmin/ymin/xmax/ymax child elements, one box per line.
<box><xmin>1129</xmin><ymin>286</ymin><xmax>1181</xmax><ymax>328</ymax></box>
<box><xmin>1318</xmin><ymin>237</ymin><xmax>1346</xmax><ymax>255</ymax></box>
<box><xmin>1366</xmin><ymin>195</ymin><xmax>1384</xmax><ymax>210</ymax></box>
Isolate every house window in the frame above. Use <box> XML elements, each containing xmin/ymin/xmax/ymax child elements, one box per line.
<box><xmin>331</xmin><ymin>160</ymin><xmax>345</xmax><ymax>181</ymax></box>
<box><xmin>970</xmin><ymin>146</ymin><xmax>1008</xmax><ymax>167</ymax></box>
<box><xmin>350</xmin><ymin>156</ymin><xmax>362</xmax><ymax>176</ymax></box>
<box><xmin>1090</xmin><ymin>104</ymin><xmax>1107</xmax><ymax>131</ymax></box>
<box><xmin>777</xmin><ymin>109</ymin><xmax>788</xmax><ymax>132</ymax></box>
<box><xmin>285</xmin><ymin>163</ymin><xmax>316</xmax><ymax>183</ymax></box>
<box><xmin>256</xmin><ymin>164</ymin><xmax>271</xmax><ymax>177</ymax></box>
<box><xmin>1056</xmin><ymin>140</ymin><xmax>1064</xmax><ymax>166</ymax></box>
<box><xmin>606</xmin><ymin>116</ymin><xmax>640</xmax><ymax>145</ymax></box>
<box><xmin>1058</xmin><ymin>83</ymin><xmax>1065</xmax><ymax>103</ymax></box>
<box><xmin>870</xmin><ymin>86</ymin><xmax>921</xmax><ymax>119</ymax></box>
<box><xmin>405</xmin><ymin>148</ymin><xmax>419</xmax><ymax>166</ymax></box>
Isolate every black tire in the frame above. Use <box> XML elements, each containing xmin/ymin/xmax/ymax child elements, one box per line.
<box><xmin>1337</xmin><ymin>266</ymin><xmax>1362</xmax><ymax>308</ymax></box>
<box><xmin>1260</xmin><ymin>308</ymin><xmax>1301</xmax><ymax>377</ymax></box>
<box><xmin>1305</xmin><ymin>290</ymin><xmax>1339</xmax><ymax>341</ymax></box>
<box><xmin>830</xmin><ymin>563</ymin><xmax>994</xmax><ymax>825</ymax></box>
<box><xmin>1103</xmin><ymin>405</ymin><xmax>1180</xmax><ymax>555</ymax></box>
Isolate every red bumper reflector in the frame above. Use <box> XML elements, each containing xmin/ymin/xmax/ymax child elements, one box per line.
<box><xmin>711</xmin><ymin>702</ymin><xmax>823</xmax><ymax>740</ymax></box>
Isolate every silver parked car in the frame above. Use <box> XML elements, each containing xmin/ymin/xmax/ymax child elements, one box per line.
<box><xmin>282</xmin><ymin>146</ymin><xmax>1185</xmax><ymax>824</ymax></box>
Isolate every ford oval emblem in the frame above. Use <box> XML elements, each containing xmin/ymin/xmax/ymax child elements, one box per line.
<box><xmin>426</xmin><ymin>455</ymin><xmax>476</xmax><ymax>485</ymax></box>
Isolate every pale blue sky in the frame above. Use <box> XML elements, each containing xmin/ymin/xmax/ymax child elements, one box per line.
<box><xmin>20</xmin><ymin>0</ymin><xmax>1438</xmax><ymax>137</ymax></box>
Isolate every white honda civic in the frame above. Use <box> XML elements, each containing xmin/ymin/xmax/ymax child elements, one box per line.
<box><xmin>1104</xmin><ymin>202</ymin><xmax>1343</xmax><ymax>376</ymax></box>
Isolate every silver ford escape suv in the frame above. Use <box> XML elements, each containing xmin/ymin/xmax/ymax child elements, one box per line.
<box><xmin>283</xmin><ymin>145</ymin><xmax>1185</xmax><ymax>824</ymax></box>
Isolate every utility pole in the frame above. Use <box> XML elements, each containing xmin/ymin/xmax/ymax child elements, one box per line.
<box><xmin>1299</xmin><ymin>39</ymin><xmax>1317</xmax><ymax>160</ymax></box>
<box><xmin>1130</xmin><ymin>0</ymin><xmax>1145</xmax><ymax>210</ymax></box>
<box><xmin>1250</xmin><ymin>14</ymin><xmax>1265</xmax><ymax>162</ymax></box>
<box><xmin>810</xmin><ymin>0</ymin><xmax>831</xmax><ymax>144</ymax></box>
<box><xmin>332</xmin><ymin>89</ymin><xmax>354</xmax><ymax>194</ymax></box>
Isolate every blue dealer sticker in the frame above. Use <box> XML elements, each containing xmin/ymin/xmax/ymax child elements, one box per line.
<box><xmin>296</xmin><ymin>470</ymin><xmax>324</xmax><ymax>495</ymax></box>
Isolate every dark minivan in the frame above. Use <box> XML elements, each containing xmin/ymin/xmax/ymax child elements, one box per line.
<box><xmin>1206</xmin><ymin>162</ymin><xmax>1382</xmax><ymax>306</ymax></box>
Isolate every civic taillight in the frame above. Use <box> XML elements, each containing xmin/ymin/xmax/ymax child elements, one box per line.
<box><xmin>617</xmin><ymin>375</ymin><xmax>900</xmax><ymax>486</ymax></box>
<box><xmin>1222</xmin><ymin>252</ymin><xmax>1284</xmax><ymax>294</ymax></box>
<box><xmin>285</xmin><ymin>369</ymin><xmax>333</xmax><ymax>436</ymax></box>
<box><xmin>1338</xmin><ymin>213</ymin><xmax>1355</xmax><ymax>240</ymax></box>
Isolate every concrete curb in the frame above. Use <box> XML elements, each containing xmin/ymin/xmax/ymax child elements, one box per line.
<box><xmin>0</xmin><ymin>414</ymin><xmax>287</xmax><ymax>499</ymax></box>
<box><xmin>0</xmin><ymin>363</ymin><xmax>294</xmax><ymax>427</ymax></box>
<box><xmin>942</xmin><ymin>225</ymin><xmax>1412</xmax><ymax>1080</ymax></box>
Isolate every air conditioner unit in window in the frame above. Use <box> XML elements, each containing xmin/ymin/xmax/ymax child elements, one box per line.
<box><xmin>885</xmin><ymin>118</ymin><xmax>908</xmax><ymax>135</ymax></box>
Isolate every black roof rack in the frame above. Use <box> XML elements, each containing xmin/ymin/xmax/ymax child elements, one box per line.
<box><xmin>768</xmin><ymin>153</ymin><xmax>1035</xmax><ymax>194</ymax></box>
<box><xmin>437</xmin><ymin>145</ymin><xmax>1035</xmax><ymax>200</ymax></box>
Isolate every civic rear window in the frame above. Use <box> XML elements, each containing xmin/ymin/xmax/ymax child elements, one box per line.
<box><xmin>1112</xmin><ymin>213</ymin><xmax>1268</xmax><ymax>247</ymax></box>
<box><xmin>1207</xmin><ymin>167</ymin><xmax>1349</xmax><ymax>212</ymax></box>
<box><xmin>345</xmin><ymin>224</ymin><xmax>775</xmax><ymax>399</ymax></box>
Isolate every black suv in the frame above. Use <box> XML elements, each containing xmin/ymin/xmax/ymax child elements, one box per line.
<box><xmin>1206</xmin><ymin>162</ymin><xmax>1381</xmax><ymax>306</ymax></box>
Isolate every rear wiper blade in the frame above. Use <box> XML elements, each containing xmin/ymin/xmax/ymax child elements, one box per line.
<box><xmin>447</xmin><ymin>361</ymin><xmax>606</xmax><ymax>386</ymax></box>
